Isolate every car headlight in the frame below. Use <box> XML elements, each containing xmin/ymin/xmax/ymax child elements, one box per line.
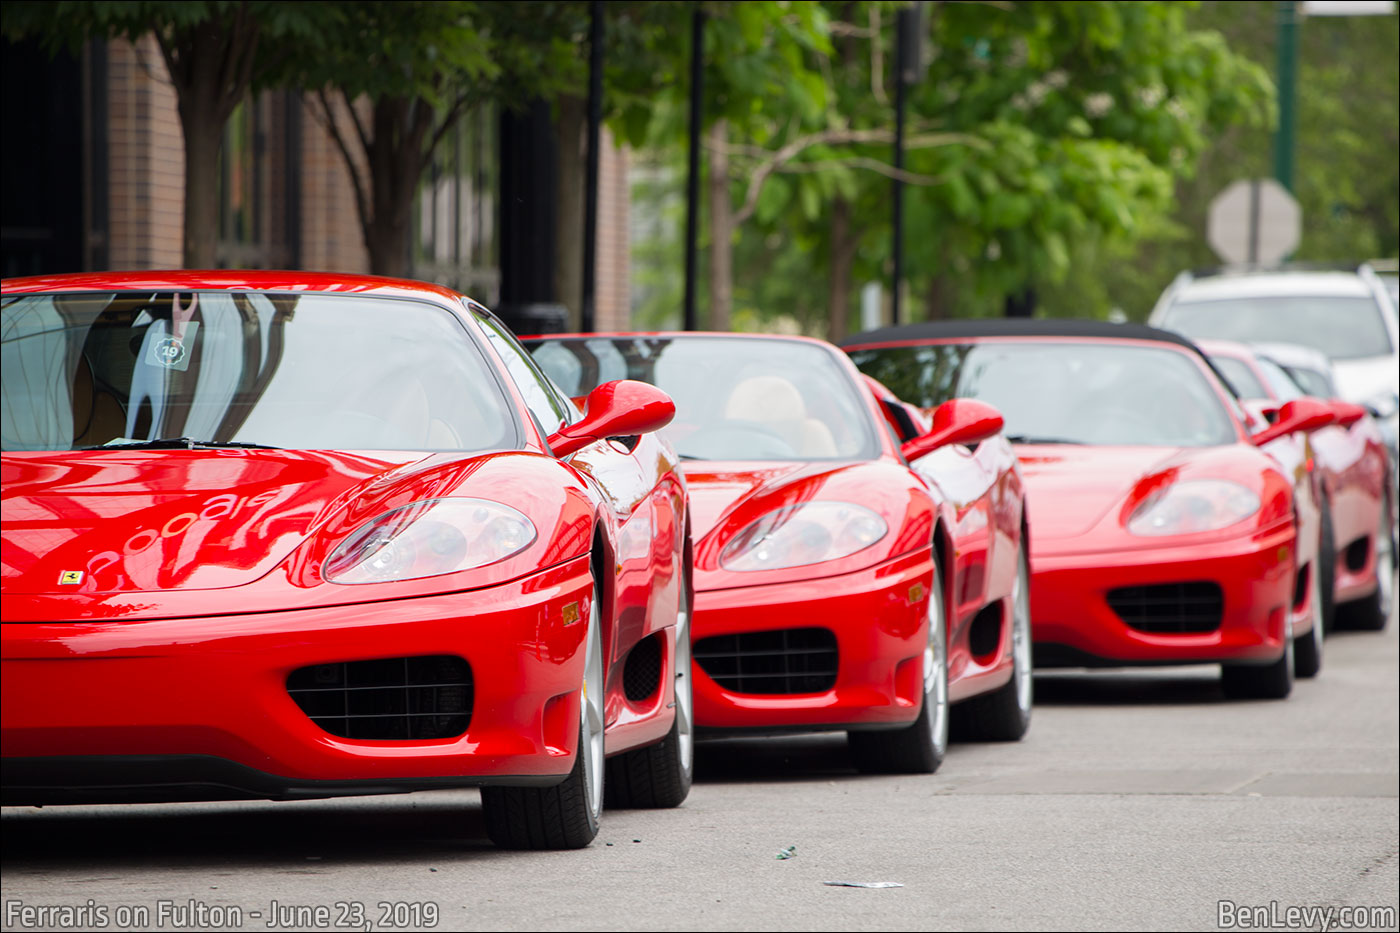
<box><xmin>719</xmin><ymin>501</ymin><xmax>888</xmax><ymax>572</ymax></box>
<box><xmin>1126</xmin><ymin>480</ymin><xmax>1261</xmax><ymax>537</ymax></box>
<box><xmin>324</xmin><ymin>498</ymin><xmax>536</xmax><ymax>584</ymax></box>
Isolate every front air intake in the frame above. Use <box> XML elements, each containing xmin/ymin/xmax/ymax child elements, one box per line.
<box><xmin>693</xmin><ymin>627</ymin><xmax>838</xmax><ymax>694</ymax></box>
<box><xmin>1107</xmin><ymin>582</ymin><xmax>1224</xmax><ymax>634</ymax></box>
<box><xmin>287</xmin><ymin>655</ymin><xmax>472</xmax><ymax>740</ymax></box>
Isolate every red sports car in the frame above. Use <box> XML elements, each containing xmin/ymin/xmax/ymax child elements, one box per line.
<box><xmin>525</xmin><ymin>332</ymin><xmax>1031</xmax><ymax>773</ymax></box>
<box><xmin>1201</xmin><ymin>339</ymin><xmax>1394</xmax><ymax>633</ymax></box>
<box><xmin>0</xmin><ymin>271</ymin><xmax>690</xmax><ymax>850</ymax></box>
<box><xmin>844</xmin><ymin>320</ymin><xmax>1337</xmax><ymax>699</ymax></box>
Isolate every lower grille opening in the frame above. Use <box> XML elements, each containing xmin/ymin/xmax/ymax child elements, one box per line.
<box><xmin>1107</xmin><ymin>582</ymin><xmax>1224</xmax><ymax>634</ymax></box>
<box><xmin>693</xmin><ymin>627</ymin><xmax>837</xmax><ymax>695</ymax></box>
<box><xmin>1344</xmin><ymin>535</ymin><xmax>1370</xmax><ymax>572</ymax></box>
<box><xmin>287</xmin><ymin>655</ymin><xmax>472</xmax><ymax>740</ymax></box>
<box><xmin>623</xmin><ymin>633</ymin><xmax>663</xmax><ymax>702</ymax></box>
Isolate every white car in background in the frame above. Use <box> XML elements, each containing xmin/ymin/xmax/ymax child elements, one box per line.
<box><xmin>1150</xmin><ymin>264</ymin><xmax>1399</xmax><ymax>479</ymax></box>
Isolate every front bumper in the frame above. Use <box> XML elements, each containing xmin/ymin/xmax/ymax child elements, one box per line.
<box><xmin>691</xmin><ymin>550</ymin><xmax>932</xmax><ymax>732</ymax></box>
<box><xmin>1031</xmin><ymin>523</ymin><xmax>1294</xmax><ymax>667</ymax></box>
<box><xmin>1</xmin><ymin>558</ymin><xmax>592</xmax><ymax>804</ymax></box>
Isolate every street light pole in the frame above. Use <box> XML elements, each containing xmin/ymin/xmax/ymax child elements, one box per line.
<box><xmin>682</xmin><ymin>9</ymin><xmax>705</xmax><ymax>332</ymax></box>
<box><xmin>581</xmin><ymin>0</ymin><xmax>604</xmax><ymax>332</ymax></box>
<box><xmin>891</xmin><ymin>9</ymin><xmax>909</xmax><ymax>326</ymax></box>
<box><xmin>890</xmin><ymin>3</ymin><xmax>925</xmax><ymax>326</ymax></box>
<box><xmin>1273</xmin><ymin>0</ymin><xmax>1299</xmax><ymax>192</ymax></box>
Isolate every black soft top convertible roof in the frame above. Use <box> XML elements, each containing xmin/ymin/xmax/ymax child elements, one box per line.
<box><xmin>840</xmin><ymin>317</ymin><xmax>1244</xmax><ymax>400</ymax></box>
<box><xmin>840</xmin><ymin>318</ymin><xmax>1199</xmax><ymax>352</ymax></box>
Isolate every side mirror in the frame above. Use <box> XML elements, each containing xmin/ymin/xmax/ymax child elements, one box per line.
<box><xmin>1330</xmin><ymin>399</ymin><xmax>1368</xmax><ymax>428</ymax></box>
<box><xmin>901</xmin><ymin>399</ymin><xmax>1004</xmax><ymax>462</ymax></box>
<box><xmin>1250</xmin><ymin>398</ymin><xmax>1336</xmax><ymax>447</ymax></box>
<box><xmin>1240</xmin><ymin>399</ymin><xmax>1280</xmax><ymax>431</ymax></box>
<box><xmin>547</xmin><ymin>380</ymin><xmax>676</xmax><ymax>458</ymax></box>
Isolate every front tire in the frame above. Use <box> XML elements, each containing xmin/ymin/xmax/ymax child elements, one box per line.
<box><xmin>848</xmin><ymin>559</ymin><xmax>949</xmax><ymax>774</ymax></box>
<box><xmin>1339</xmin><ymin>491</ymin><xmax>1394</xmax><ymax>632</ymax></box>
<box><xmin>482</xmin><ymin>588</ymin><xmax>605</xmax><ymax>849</ymax></box>
<box><xmin>1293</xmin><ymin>561</ymin><xmax>1324</xmax><ymax>679</ymax></box>
<box><xmin>1222</xmin><ymin>634</ymin><xmax>1293</xmax><ymax>700</ymax></box>
<box><xmin>605</xmin><ymin>583</ymin><xmax>694</xmax><ymax>808</ymax></box>
<box><xmin>951</xmin><ymin>545</ymin><xmax>1034</xmax><ymax>741</ymax></box>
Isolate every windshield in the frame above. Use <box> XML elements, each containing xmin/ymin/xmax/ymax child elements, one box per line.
<box><xmin>1160</xmin><ymin>296</ymin><xmax>1393</xmax><ymax>360</ymax></box>
<box><xmin>848</xmin><ymin>340</ymin><xmax>1238</xmax><ymax>447</ymax></box>
<box><xmin>1</xmin><ymin>291</ymin><xmax>517</xmax><ymax>452</ymax></box>
<box><xmin>1209</xmin><ymin>355</ymin><xmax>1269</xmax><ymax>400</ymax></box>
<box><xmin>1276</xmin><ymin>363</ymin><xmax>1333</xmax><ymax>398</ymax></box>
<box><xmin>527</xmin><ymin>336</ymin><xmax>879</xmax><ymax>461</ymax></box>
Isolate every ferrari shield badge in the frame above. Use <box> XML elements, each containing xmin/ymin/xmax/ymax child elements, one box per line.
<box><xmin>58</xmin><ymin>570</ymin><xmax>84</xmax><ymax>585</ymax></box>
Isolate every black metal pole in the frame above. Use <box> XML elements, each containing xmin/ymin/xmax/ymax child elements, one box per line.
<box><xmin>581</xmin><ymin>0</ymin><xmax>604</xmax><ymax>331</ymax></box>
<box><xmin>683</xmin><ymin>8</ymin><xmax>705</xmax><ymax>331</ymax></box>
<box><xmin>891</xmin><ymin>9</ymin><xmax>909</xmax><ymax>326</ymax></box>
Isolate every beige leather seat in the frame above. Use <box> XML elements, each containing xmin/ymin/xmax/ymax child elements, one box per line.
<box><xmin>723</xmin><ymin>375</ymin><xmax>837</xmax><ymax>457</ymax></box>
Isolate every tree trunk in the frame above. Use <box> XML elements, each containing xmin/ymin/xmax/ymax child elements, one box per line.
<box><xmin>707</xmin><ymin>118</ymin><xmax>732</xmax><ymax>331</ymax></box>
<box><xmin>828</xmin><ymin>195</ymin><xmax>856</xmax><ymax>341</ymax></box>
<box><xmin>160</xmin><ymin>12</ymin><xmax>262</xmax><ymax>269</ymax></box>
<box><xmin>357</xmin><ymin>96</ymin><xmax>432</xmax><ymax>278</ymax></box>
<box><xmin>924</xmin><ymin>273</ymin><xmax>949</xmax><ymax>321</ymax></box>
<box><xmin>554</xmin><ymin>95</ymin><xmax>586</xmax><ymax>325</ymax></box>
<box><xmin>178</xmin><ymin>102</ymin><xmax>223</xmax><ymax>269</ymax></box>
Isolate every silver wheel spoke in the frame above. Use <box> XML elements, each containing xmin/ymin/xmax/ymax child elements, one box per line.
<box><xmin>583</xmin><ymin>593</ymin><xmax>605</xmax><ymax>819</ymax></box>
<box><xmin>675</xmin><ymin>596</ymin><xmax>694</xmax><ymax>773</ymax></box>
<box><xmin>1013</xmin><ymin>555</ymin><xmax>1033</xmax><ymax>713</ymax></box>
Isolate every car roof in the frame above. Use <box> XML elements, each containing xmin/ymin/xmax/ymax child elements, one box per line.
<box><xmin>0</xmin><ymin>269</ymin><xmax>469</xmax><ymax>306</ymax></box>
<box><xmin>840</xmin><ymin>317</ymin><xmax>1201</xmax><ymax>352</ymax></box>
<box><xmin>1171</xmin><ymin>270</ymin><xmax>1373</xmax><ymax>302</ymax></box>
<box><xmin>1249</xmin><ymin>341</ymin><xmax>1332</xmax><ymax>372</ymax></box>
<box><xmin>520</xmin><ymin>330</ymin><xmax>832</xmax><ymax>348</ymax></box>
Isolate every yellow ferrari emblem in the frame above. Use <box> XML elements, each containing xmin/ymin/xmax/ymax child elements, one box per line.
<box><xmin>908</xmin><ymin>582</ymin><xmax>926</xmax><ymax>605</ymax></box>
<box><xmin>562</xmin><ymin>601</ymin><xmax>580</xmax><ymax>625</ymax></box>
<box><xmin>58</xmin><ymin>571</ymin><xmax>84</xmax><ymax>585</ymax></box>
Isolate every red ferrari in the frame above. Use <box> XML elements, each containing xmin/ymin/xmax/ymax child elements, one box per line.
<box><xmin>844</xmin><ymin>320</ymin><xmax>1337</xmax><ymax>700</ymax></box>
<box><xmin>0</xmin><ymin>271</ymin><xmax>690</xmax><ymax>850</ymax></box>
<box><xmin>524</xmin><ymin>332</ymin><xmax>1031</xmax><ymax>774</ymax></box>
<box><xmin>1201</xmin><ymin>339</ymin><xmax>1394</xmax><ymax>633</ymax></box>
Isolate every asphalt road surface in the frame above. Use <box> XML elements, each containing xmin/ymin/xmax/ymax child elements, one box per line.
<box><xmin>3</xmin><ymin>597</ymin><xmax>1396</xmax><ymax>933</ymax></box>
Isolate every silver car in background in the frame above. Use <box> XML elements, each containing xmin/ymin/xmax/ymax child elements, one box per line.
<box><xmin>1150</xmin><ymin>264</ymin><xmax>1399</xmax><ymax>480</ymax></box>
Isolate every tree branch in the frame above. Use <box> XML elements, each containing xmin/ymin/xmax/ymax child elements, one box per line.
<box><xmin>311</xmin><ymin>89</ymin><xmax>373</xmax><ymax>233</ymax></box>
<box><xmin>425</xmin><ymin>89</ymin><xmax>480</xmax><ymax>159</ymax></box>
<box><xmin>343</xmin><ymin>92</ymin><xmax>373</xmax><ymax>160</ymax></box>
<box><xmin>869</xmin><ymin>5</ymin><xmax>888</xmax><ymax>107</ymax></box>
<box><xmin>728</xmin><ymin>127</ymin><xmax>985</xmax><ymax>226</ymax></box>
<box><xmin>774</xmin><ymin>157</ymin><xmax>945</xmax><ymax>186</ymax></box>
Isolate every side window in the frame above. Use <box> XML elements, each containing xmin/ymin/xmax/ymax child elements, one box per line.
<box><xmin>471</xmin><ymin>310</ymin><xmax>577</xmax><ymax>434</ymax></box>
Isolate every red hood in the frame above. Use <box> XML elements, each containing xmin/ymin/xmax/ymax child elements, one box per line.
<box><xmin>681</xmin><ymin>458</ymin><xmax>935</xmax><ymax>591</ymax></box>
<box><xmin>1015</xmin><ymin>443</ymin><xmax>1290</xmax><ymax>550</ymax></box>
<box><xmin>1</xmin><ymin>449</ymin><xmax>420</xmax><ymax>595</ymax></box>
<box><xmin>1</xmin><ymin>448</ymin><xmax>596</xmax><ymax>623</ymax></box>
<box><xmin>682</xmin><ymin>461</ymin><xmax>830</xmax><ymax>539</ymax></box>
<box><xmin>1016</xmin><ymin>445</ymin><xmax>1188</xmax><ymax>540</ymax></box>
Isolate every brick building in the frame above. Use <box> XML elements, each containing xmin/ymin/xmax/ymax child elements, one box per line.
<box><xmin>1</xmin><ymin>36</ymin><xmax>631</xmax><ymax>331</ymax></box>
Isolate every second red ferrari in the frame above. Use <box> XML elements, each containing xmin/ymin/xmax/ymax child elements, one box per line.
<box><xmin>527</xmin><ymin>332</ymin><xmax>1031</xmax><ymax>773</ymax></box>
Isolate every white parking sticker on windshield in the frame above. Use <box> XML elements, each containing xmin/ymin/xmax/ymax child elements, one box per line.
<box><xmin>144</xmin><ymin>321</ymin><xmax>200</xmax><ymax>372</ymax></box>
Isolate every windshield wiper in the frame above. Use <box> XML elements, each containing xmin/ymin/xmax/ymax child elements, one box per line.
<box><xmin>81</xmin><ymin>437</ymin><xmax>280</xmax><ymax>450</ymax></box>
<box><xmin>1004</xmin><ymin>435</ymin><xmax>1088</xmax><ymax>445</ymax></box>
<box><xmin>677</xmin><ymin>453</ymin><xmax>710</xmax><ymax>461</ymax></box>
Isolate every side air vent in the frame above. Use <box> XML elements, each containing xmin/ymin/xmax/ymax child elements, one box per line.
<box><xmin>624</xmin><ymin>633</ymin><xmax>663</xmax><ymax>702</ymax></box>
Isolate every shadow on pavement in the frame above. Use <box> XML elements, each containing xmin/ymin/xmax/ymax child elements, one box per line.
<box><xmin>0</xmin><ymin>793</ymin><xmax>496</xmax><ymax>869</ymax></box>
